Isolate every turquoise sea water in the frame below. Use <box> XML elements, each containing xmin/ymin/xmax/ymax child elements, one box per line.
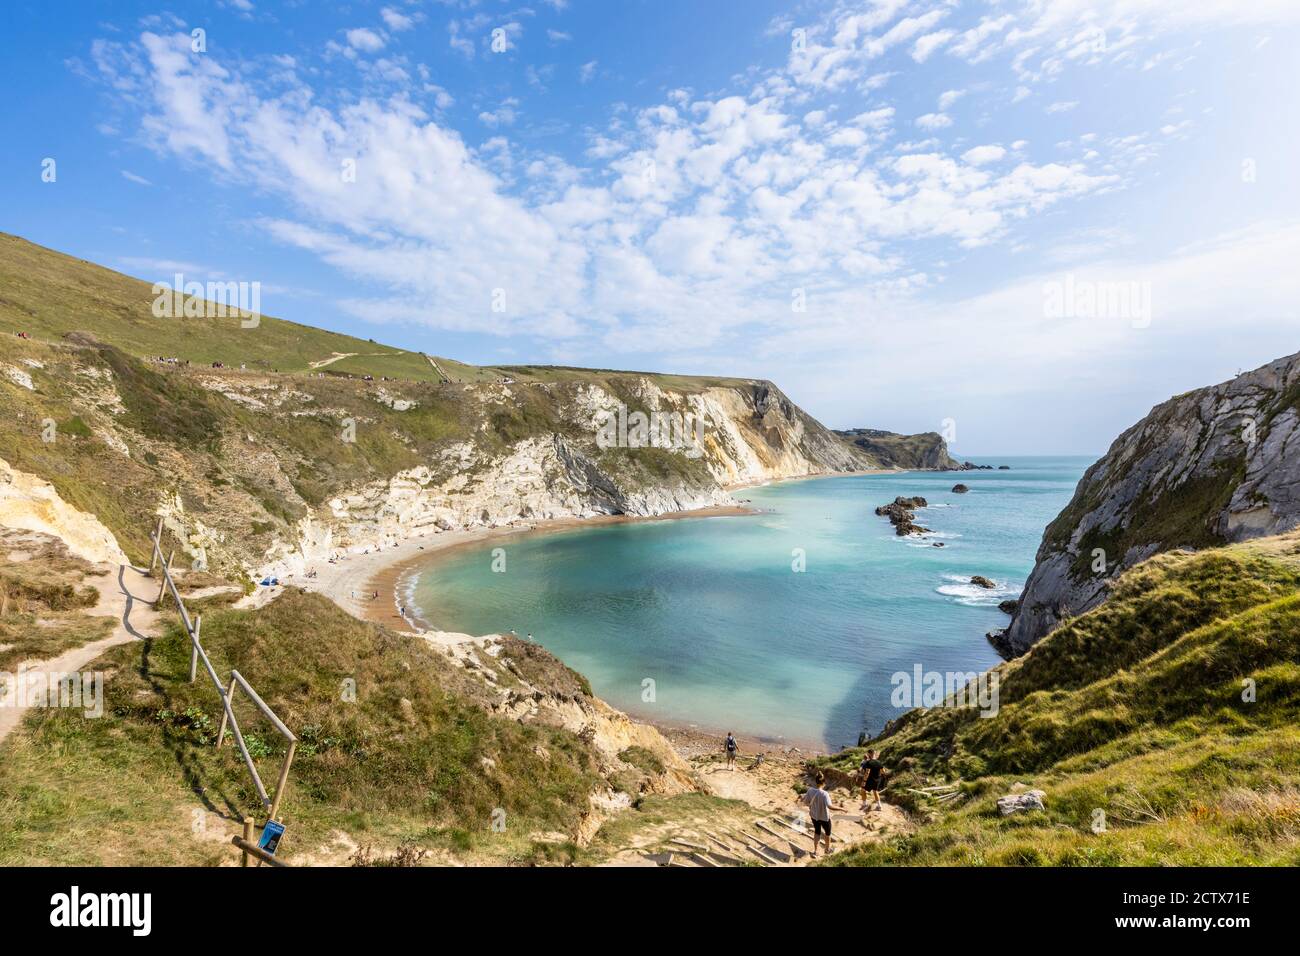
<box><xmin>406</xmin><ymin>456</ymin><xmax>1090</xmax><ymax>750</ymax></box>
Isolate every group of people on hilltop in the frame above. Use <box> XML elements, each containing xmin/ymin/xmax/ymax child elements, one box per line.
<box><xmin>723</xmin><ymin>732</ymin><xmax>888</xmax><ymax>859</ymax></box>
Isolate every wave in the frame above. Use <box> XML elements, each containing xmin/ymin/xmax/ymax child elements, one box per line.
<box><xmin>398</xmin><ymin>570</ymin><xmax>431</xmax><ymax>631</ymax></box>
<box><xmin>936</xmin><ymin>573</ymin><xmax>1022</xmax><ymax>606</ymax></box>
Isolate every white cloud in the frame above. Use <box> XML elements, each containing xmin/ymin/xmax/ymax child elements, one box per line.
<box><xmin>579</xmin><ymin>60</ymin><xmax>597</xmax><ymax>83</ymax></box>
<box><xmin>962</xmin><ymin>145</ymin><xmax>1006</xmax><ymax>165</ymax></box>
<box><xmin>912</xmin><ymin>30</ymin><xmax>955</xmax><ymax>62</ymax></box>
<box><xmin>380</xmin><ymin>8</ymin><xmax>415</xmax><ymax>33</ymax></box>
<box><xmin>96</xmin><ymin>29</ymin><xmax>1146</xmax><ymax>375</ymax></box>
<box><xmin>345</xmin><ymin>28</ymin><xmax>385</xmax><ymax>53</ymax></box>
<box><xmin>915</xmin><ymin>112</ymin><xmax>952</xmax><ymax>129</ymax></box>
<box><xmin>120</xmin><ymin>169</ymin><xmax>152</xmax><ymax>185</ymax></box>
<box><xmin>1046</xmin><ymin>100</ymin><xmax>1078</xmax><ymax>113</ymax></box>
<box><xmin>478</xmin><ymin>99</ymin><xmax>519</xmax><ymax>127</ymax></box>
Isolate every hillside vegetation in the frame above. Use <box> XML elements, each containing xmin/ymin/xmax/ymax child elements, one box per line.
<box><xmin>0</xmin><ymin>589</ymin><xmax>652</xmax><ymax>866</ymax></box>
<box><xmin>820</xmin><ymin>531</ymin><xmax>1300</xmax><ymax>866</ymax></box>
<box><xmin>0</xmin><ymin>232</ymin><xmax>765</xmax><ymax>391</ymax></box>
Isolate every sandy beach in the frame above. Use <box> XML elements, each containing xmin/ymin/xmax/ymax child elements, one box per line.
<box><xmin>289</xmin><ymin>472</ymin><xmax>910</xmax><ymax>756</ymax></box>
<box><xmin>295</xmin><ymin>504</ymin><xmax>758</xmax><ymax>633</ymax></box>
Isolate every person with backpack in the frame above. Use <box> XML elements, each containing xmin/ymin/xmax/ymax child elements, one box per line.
<box><xmin>723</xmin><ymin>732</ymin><xmax>739</xmax><ymax>770</ymax></box>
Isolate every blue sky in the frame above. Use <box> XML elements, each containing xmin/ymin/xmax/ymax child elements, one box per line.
<box><xmin>2</xmin><ymin>0</ymin><xmax>1299</xmax><ymax>454</ymax></box>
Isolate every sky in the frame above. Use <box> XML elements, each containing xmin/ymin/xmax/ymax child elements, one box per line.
<box><xmin>2</xmin><ymin>0</ymin><xmax>1299</xmax><ymax>454</ymax></box>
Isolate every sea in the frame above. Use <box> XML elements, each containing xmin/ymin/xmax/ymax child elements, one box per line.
<box><xmin>403</xmin><ymin>456</ymin><xmax>1091</xmax><ymax>750</ymax></box>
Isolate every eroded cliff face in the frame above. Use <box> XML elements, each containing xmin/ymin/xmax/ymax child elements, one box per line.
<box><xmin>250</xmin><ymin>378</ymin><xmax>894</xmax><ymax>580</ymax></box>
<box><xmin>0</xmin><ymin>331</ymin><xmax>953</xmax><ymax>583</ymax></box>
<box><xmin>999</xmin><ymin>350</ymin><xmax>1300</xmax><ymax>657</ymax></box>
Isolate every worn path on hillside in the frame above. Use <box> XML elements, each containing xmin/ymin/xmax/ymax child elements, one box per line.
<box><xmin>0</xmin><ymin>563</ymin><xmax>159</xmax><ymax>743</ymax></box>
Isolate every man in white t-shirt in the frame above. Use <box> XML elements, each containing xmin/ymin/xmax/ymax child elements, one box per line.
<box><xmin>799</xmin><ymin>772</ymin><xmax>846</xmax><ymax>858</ymax></box>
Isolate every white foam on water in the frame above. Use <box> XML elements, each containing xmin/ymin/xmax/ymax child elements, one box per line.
<box><xmin>936</xmin><ymin>573</ymin><xmax>1023</xmax><ymax>606</ymax></box>
<box><xmin>399</xmin><ymin>570</ymin><xmax>431</xmax><ymax>630</ymax></box>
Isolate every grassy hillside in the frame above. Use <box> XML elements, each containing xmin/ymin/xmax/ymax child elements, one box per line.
<box><xmin>819</xmin><ymin>532</ymin><xmax>1300</xmax><ymax>866</ymax></box>
<box><xmin>0</xmin><ymin>232</ymin><xmax>456</xmax><ymax>382</ymax></box>
<box><xmin>0</xmin><ymin>232</ymin><xmax>753</xmax><ymax>391</ymax></box>
<box><xmin>0</xmin><ymin>590</ymin><xmax>618</xmax><ymax>866</ymax></box>
<box><xmin>0</xmin><ymin>333</ymin><xmax>489</xmax><ymax>564</ymax></box>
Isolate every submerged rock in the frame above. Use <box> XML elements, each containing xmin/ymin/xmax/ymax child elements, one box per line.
<box><xmin>970</xmin><ymin>575</ymin><xmax>997</xmax><ymax>589</ymax></box>
<box><xmin>951</xmin><ymin>483</ymin><xmax>969</xmax><ymax>494</ymax></box>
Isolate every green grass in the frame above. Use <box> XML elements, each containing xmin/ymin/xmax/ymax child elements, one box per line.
<box><xmin>819</xmin><ymin>533</ymin><xmax>1300</xmax><ymax>866</ymax></box>
<box><xmin>0</xmin><ymin>590</ymin><xmax>606</xmax><ymax>866</ymax></box>
<box><xmin>0</xmin><ymin>232</ymin><xmax>444</xmax><ymax>381</ymax></box>
<box><xmin>0</xmin><ymin>232</ymin><xmax>762</xmax><ymax>395</ymax></box>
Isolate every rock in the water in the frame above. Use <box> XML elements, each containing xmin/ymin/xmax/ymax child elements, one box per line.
<box><xmin>986</xmin><ymin>628</ymin><xmax>1014</xmax><ymax>658</ymax></box>
<box><xmin>997</xmin><ymin>790</ymin><xmax>1046</xmax><ymax>815</ymax></box>
<box><xmin>970</xmin><ymin>575</ymin><xmax>997</xmax><ymax>589</ymax></box>
<box><xmin>998</xmin><ymin>599</ymin><xmax>1019</xmax><ymax>615</ymax></box>
<box><xmin>874</xmin><ymin>496</ymin><xmax>930</xmax><ymax>536</ymax></box>
<box><xmin>932</xmin><ymin>542</ymin><xmax>945</xmax><ymax>548</ymax></box>
<box><xmin>998</xmin><ymin>465</ymin><xmax>1011</xmax><ymax>470</ymax></box>
<box><xmin>951</xmin><ymin>483</ymin><xmax>969</xmax><ymax>494</ymax></box>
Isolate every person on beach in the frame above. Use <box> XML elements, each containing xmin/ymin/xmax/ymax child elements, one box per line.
<box><xmin>800</xmin><ymin>772</ymin><xmax>845</xmax><ymax>858</ymax></box>
<box><xmin>859</xmin><ymin>749</ymin><xmax>885</xmax><ymax>811</ymax></box>
<box><xmin>724</xmin><ymin>732</ymin><xmax>738</xmax><ymax>770</ymax></box>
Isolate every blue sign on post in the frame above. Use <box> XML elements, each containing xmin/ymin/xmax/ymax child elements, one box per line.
<box><xmin>259</xmin><ymin>820</ymin><xmax>286</xmax><ymax>855</ymax></box>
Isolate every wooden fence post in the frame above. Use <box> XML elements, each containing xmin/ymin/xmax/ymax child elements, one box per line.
<box><xmin>189</xmin><ymin>615</ymin><xmax>201</xmax><ymax>683</ymax></box>
<box><xmin>215</xmin><ymin>674</ymin><xmax>238</xmax><ymax>748</ymax></box>
<box><xmin>148</xmin><ymin>518</ymin><xmax>163</xmax><ymax>573</ymax></box>
<box><xmin>241</xmin><ymin>817</ymin><xmax>253</xmax><ymax>867</ymax></box>
<box><xmin>155</xmin><ymin>550</ymin><xmax>174</xmax><ymax>605</ymax></box>
<box><xmin>269</xmin><ymin>739</ymin><xmax>297</xmax><ymax>823</ymax></box>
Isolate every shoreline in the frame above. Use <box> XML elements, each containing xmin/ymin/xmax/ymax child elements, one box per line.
<box><xmin>296</xmin><ymin>468</ymin><xmax>908</xmax><ymax>752</ymax></box>
<box><xmin>374</xmin><ymin>466</ymin><xmax>908</xmax><ymax>634</ymax></box>
<box><xmin>297</xmin><ymin>503</ymin><xmax>759</xmax><ymax>633</ymax></box>
<box><xmin>373</xmin><ymin>504</ymin><xmax>756</xmax><ymax>633</ymax></box>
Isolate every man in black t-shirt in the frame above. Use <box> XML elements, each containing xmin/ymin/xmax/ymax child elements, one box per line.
<box><xmin>859</xmin><ymin>750</ymin><xmax>884</xmax><ymax>811</ymax></box>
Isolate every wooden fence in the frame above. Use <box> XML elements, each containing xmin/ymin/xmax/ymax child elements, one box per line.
<box><xmin>147</xmin><ymin>518</ymin><xmax>296</xmax><ymax>864</ymax></box>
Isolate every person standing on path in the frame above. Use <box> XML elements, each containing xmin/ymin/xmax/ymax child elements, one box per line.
<box><xmin>799</xmin><ymin>772</ymin><xmax>845</xmax><ymax>859</ymax></box>
<box><xmin>859</xmin><ymin>750</ymin><xmax>885</xmax><ymax>811</ymax></box>
<box><xmin>724</xmin><ymin>732</ymin><xmax>739</xmax><ymax>770</ymax></box>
